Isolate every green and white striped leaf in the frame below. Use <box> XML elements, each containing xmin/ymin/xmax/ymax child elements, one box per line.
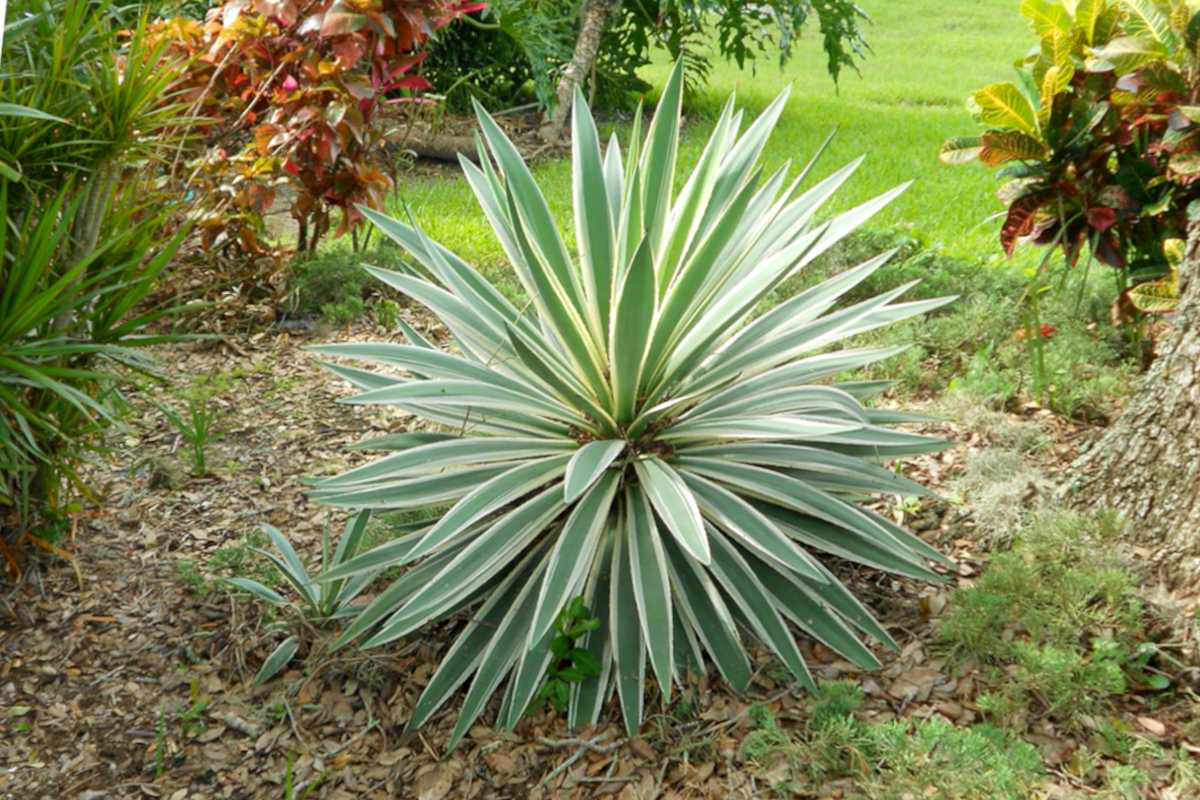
<box><xmin>406</xmin><ymin>547</ymin><xmax>545</xmax><ymax>731</ymax></box>
<box><xmin>254</xmin><ymin>636</ymin><xmax>299</xmax><ymax>686</ymax></box>
<box><xmin>634</xmin><ymin>457</ymin><xmax>709</xmax><ymax>564</ymax></box>
<box><xmin>625</xmin><ymin>486</ymin><xmax>674</xmax><ymax>697</ymax></box>
<box><xmin>224</xmin><ymin>577</ymin><xmax>287</xmax><ymax>607</ymax></box>
<box><xmin>564</xmin><ymin>440</ymin><xmax>625</xmax><ymax>503</ymax></box>
<box><xmin>569</xmin><ymin>531</ymin><xmax>616</xmax><ymax>729</ymax></box>
<box><xmin>529</xmin><ymin>471</ymin><xmax>620</xmax><ymax>644</ymax></box>
<box><xmin>682</xmin><ymin>472</ymin><xmax>826</xmax><ymax>582</ymax></box>
<box><xmin>610</xmin><ymin>517</ymin><xmax>647</xmax><ymax>735</ymax></box>
<box><xmin>663</xmin><ymin>536</ymin><xmax>752</xmax><ymax>690</ymax></box>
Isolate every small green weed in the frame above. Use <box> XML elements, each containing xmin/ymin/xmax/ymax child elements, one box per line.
<box><xmin>154</xmin><ymin>710</ymin><xmax>167</xmax><ymax>777</ymax></box>
<box><xmin>155</xmin><ymin>390</ymin><xmax>218</xmax><ymax>476</ymax></box>
<box><xmin>527</xmin><ymin>596</ymin><xmax>601</xmax><ymax>716</ymax></box>
<box><xmin>281</xmin><ymin>751</ymin><xmax>330</xmax><ymax>800</ymax></box>
<box><xmin>175</xmin><ymin>676</ymin><xmax>210</xmax><ymax>737</ymax></box>
<box><xmin>175</xmin><ymin>558</ymin><xmax>212</xmax><ymax>596</ymax></box>
<box><xmin>208</xmin><ymin>529</ymin><xmax>279</xmax><ymax>588</ymax></box>
<box><xmin>176</xmin><ymin>529</ymin><xmax>284</xmax><ymax>598</ymax></box>
<box><xmin>373</xmin><ymin>297</ymin><xmax>402</xmax><ymax>329</ymax></box>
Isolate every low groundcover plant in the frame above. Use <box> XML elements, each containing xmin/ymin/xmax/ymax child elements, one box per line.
<box><xmin>306</xmin><ymin>63</ymin><xmax>953</xmax><ymax>747</ymax></box>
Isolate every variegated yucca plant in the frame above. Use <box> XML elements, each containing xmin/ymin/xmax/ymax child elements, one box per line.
<box><xmin>309</xmin><ymin>64</ymin><xmax>953</xmax><ymax>747</ymax></box>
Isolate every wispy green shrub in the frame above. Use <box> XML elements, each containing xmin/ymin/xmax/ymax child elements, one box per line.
<box><xmin>287</xmin><ymin>246</ymin><xmax>410</xmax><ymax>326</ymax></box>
<box><xmin>740</xmin><ymin>682</ymin><xmax>1045</xmax><ymax>799</ymax></box>
<box><xmin>938</xmin><ymin>509</ymin><xmax>1156</xmax><ymax>731</ymax></box>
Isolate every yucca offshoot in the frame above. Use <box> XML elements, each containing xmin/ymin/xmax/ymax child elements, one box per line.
<box><xmin>310</xmin><ymin>64</ymin><xmax>954</xmax><ymax>746</ymax></box>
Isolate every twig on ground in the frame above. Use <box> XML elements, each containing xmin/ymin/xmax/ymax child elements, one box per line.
<box><xmin>536</xmin><ymin>733</ymin><xmax>622</xmax><ymax>789</ymax></box>
<box><xmin>323</xmin><ymin>717</ymin><xmax>379</xmax><ymax>759</ymax></box>
<box><xmin>218</xmin><ymin>711</ymin><xmax>261</xmax><ymax>737</ymax></box>
<box><xmin>284</xmin><ymin>697</ymin><xmax>312</xmax><ymax>750</ymax></box>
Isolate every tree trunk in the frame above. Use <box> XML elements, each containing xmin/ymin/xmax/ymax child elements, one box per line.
<box><xmin>1063</xmin><ymin>224</ymin><xmax>1200</xmax><ymax>647</ymax></box>
<box><xmin>541</xmin><ymin>0</ymin><xmax>615</xmax><ymax>142</ymax></box>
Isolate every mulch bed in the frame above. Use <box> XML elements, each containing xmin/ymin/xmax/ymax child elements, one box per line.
<box><xmin>0</xmin><ymin>307</ymin><xmax>1188</xmax><ymax>799</ymax></box>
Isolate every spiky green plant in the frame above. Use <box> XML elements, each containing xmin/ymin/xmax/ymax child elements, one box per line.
<box><xmin>309</xmin><ymin>63</ymin><xmax>954</xmax><ymax>747</ymax></box>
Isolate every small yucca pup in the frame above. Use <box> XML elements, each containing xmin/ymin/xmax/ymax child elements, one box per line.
<box><xmin>310</xmin><ymin>64</ymin><xmax>953</xmax><ymax>747</ymax></box>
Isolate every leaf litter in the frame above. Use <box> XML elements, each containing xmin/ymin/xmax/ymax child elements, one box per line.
<box><xmin>1</xmin><ymin>310</ymin><xmax>1196</xmax><ymax>799</ymax></box>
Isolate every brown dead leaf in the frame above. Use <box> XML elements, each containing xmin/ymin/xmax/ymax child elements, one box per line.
<box><xmin>484</xmin><ymin>749</ymin><xmax>520</xmax><ymax>774</ymax></box>
<box><xmin>414</xmin><ymin>763</ymin><xmax>455</xmax><ymax>800</ymax></box>
<box><xmin>627</xmin><ymin>737</ymin><xmax>657</xmax><ymax>761</ymax></box>
<box><xmin>887</xmin><ymin>666</ymin><xmax>944</xmax><ymax>703</ymax></box>
<box><xmin>1137</xmin><ymin>716</ymin><xmax>1166</xmax><ymax>737</ymax></box>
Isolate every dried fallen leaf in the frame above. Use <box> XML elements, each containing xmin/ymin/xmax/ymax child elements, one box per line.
<box><xmin>414</xmin><ymin>764</ymin><xmax>454</xmax><ymax>800</ymax></box>
<box><xmin>627</xmin><ymin>737</ymin><xmax>657</xmax><ymax>761</ymax></box>
<box><xmin>1137</xmin><ymin>716</ymin><xmax>1166</xmax><ymax>737</ymax></box>
<box><xmin>484</xmin><ymin>749</ymin><xmax>519</xmax><ymax>774</ymax></box>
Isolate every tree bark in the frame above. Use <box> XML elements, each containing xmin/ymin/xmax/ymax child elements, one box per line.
<box><xmin>541</xmin><ymin>0</ymin><xmax>615</xmax><ymax>142</ymax></box>
<box><xmin>1062</xmin><ymin>223</ymin><xmax>1200</xmax><ymax>647</ymax></box>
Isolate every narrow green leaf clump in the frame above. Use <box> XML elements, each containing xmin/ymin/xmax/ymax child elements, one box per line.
<box><xmin>312</xmin><ymin>63</ymin><xmax>954</xmax><ymax>747</ymax></box>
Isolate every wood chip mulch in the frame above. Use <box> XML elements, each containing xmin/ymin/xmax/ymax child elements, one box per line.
<box><xmin>0</xmin><ymin>312</ymin><xmax>1186</xmax><ymax>799</ymax></box>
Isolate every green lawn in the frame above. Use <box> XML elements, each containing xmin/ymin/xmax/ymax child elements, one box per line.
<box><xmin>363</xmin><ymin>0</ymin><xmax>1130</xmax><ymax>420</ymax></box>
<box><xmin>392</xmin><ymin>0</ymin><xmax>1027</xmax><ymax>270</ymax></box>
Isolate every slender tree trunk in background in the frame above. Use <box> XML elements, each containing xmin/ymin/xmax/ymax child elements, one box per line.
<box><xmin>1063</xmin><ymin>224</ymin><xmax>1200</xmax><ymax>648</ymax></box>
<box><xmin>54</xmin><ymin>161</ymin><xmax>118</xmax><ymax>333</ymax></box>
<box><xmin>542</xmin><ymin>0</ymin><xmax>615</xmax><ymax>141</ymax></box>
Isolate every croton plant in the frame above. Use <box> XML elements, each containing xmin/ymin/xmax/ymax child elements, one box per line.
<box><xmin>942</xmin><ymin>0</ymin><xmax>1200</xmax><ymax>312</ymax></box>
<box><xmin>153</xmin><ymin>0</ymin><xmax>481</xmax><ymax>254</ymax></box>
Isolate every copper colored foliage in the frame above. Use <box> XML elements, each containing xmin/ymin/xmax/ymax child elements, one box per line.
<box><xmin>151</xmin><ymin>0</ymin><xmax>483</xmax><ymax>255</ymax></box>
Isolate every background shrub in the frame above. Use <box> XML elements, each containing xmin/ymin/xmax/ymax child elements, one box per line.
<box><xmin>425</xmin><ymin>0</ymin><xmax>870</xmax><ymax>111</ymax></box>
<box><xmin>943</xmin><ymin>0</ymin><xmax>1200</xmax><ymax>320</ymax></box>
<box><xmin>0</xmin><ymin>1</ymin><xmax>189</xmax><ymax>554</ymax></box>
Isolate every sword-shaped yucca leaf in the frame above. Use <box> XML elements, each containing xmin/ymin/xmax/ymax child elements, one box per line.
<box><xmin>569</xmin><ymin>531</ymin><xmax>616</xmax><ymax>728</ymax></box>
<box><xmin>682</xmin><ymin>473</ymin><xmax>826</xmax><ymax>582</ymax></box>
<box><xmin>664</xmin><ymin>535</ymin><xmax>753</xmax><ymax>689</ymax></box>
<box><xmin>706</xmin><ymin>532</ymin><xmax>815</xmax><ymax>689</ymax></box>
<box><xmin>317</xmin><ymin>438</ymin><xmax>573</xmax><ymax>488</ymax></box>
<box><xmin>406</xmin><ymin>546</ymin><xmax>546</xmax><ymax>731</ymax></box>
<box><xmin>625</xmin><ymin>486</ymin><xmax>673</xmax><ymax>698</ymax></box>
<box><xmin>446</xmin><ymin>555</ymin><xmax>548</xmax><ymax>748</ymax></box>
<box><xmin>224</xmin><ymin>577</ymin><xmax>286</xmax><ymax>606</ymax></box>
<box><xmin>639</xmin><ymin>62</ymin><xmax>685</xmax><ymax>257</ymax></box>
<box><xmin>610</xmin><ymin>517</ymin><xmax>647</xmax><ymax>735</ymax></box>
<box><xmin>404</xmin><ymin>456</ymin><xmax>571</xmax><ymax>563</ymax></box>
<box><xmin>530</xmin><ymin>471</ymin><xmax>620</xmax><ymax>644</ymax></box>
<box><xmin>603</xmin><ymin>134</ymin><xmax>624</xmax><ymax>227</ymax></box>
<box><xmin>572</xmin><ymin>88</ymin><xmax>615</xmax><ymax>343</ymax></box>
<box><xmin>564</xmin><ymin>440</ymin><xmax>625</xmax><ymax>502</ymax></box>
<box><xmin>611</xmin><ymin>237</ymin><xmax>656</xmax><ymax>423</ymax></box>
<box><xmin>258</xmin><ymin>523</ymin><xmax>317</xmax><ymax>607</ymax></box>
<box><xmin>302</xmin><ymin>64</ymin><xmax>953</xmax><ymax>747</ymax></box>
<box><xmin>254</xmin><ymin>636</ymin><xmax>300</xmax><ymax>686</ymax></box>
<box><xmin>635</xmin><ymin>457</ymin><xmax>709</xmax><ymax>564</ymax></box>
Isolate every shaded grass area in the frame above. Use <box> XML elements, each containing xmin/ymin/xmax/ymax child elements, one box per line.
<box><xmin>737</xmin><ymin>507</ymin><xmax>1198</xmax><ymax>799</ymax></box>
<box><xmin>739</xmin><ymin>683</ymin><xmax>1044</xmax><ymax>799</ymax></box>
